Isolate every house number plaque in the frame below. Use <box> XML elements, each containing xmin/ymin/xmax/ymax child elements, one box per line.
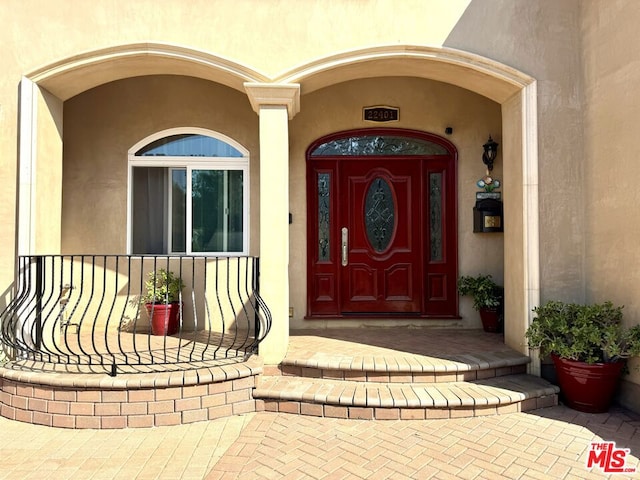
<box><xmin>363</xmin><ymin>106</ymin><xmax>399</xmax><ymax>123</ymax></box>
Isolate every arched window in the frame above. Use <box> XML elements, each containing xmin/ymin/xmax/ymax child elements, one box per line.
<box><xmin>128</xmin><ymin>128</ymin><xmax>249</xmax><ymax>255</ymax></box>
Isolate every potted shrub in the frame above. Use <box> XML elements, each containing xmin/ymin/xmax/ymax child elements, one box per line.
<box><xmin>143</xmin><ymin>269</ymin><xmax>184</xmax><ymax>336</ymax></box>
<box><xmin>525</xmin><ymin>300</ymin><xmax>640</xmax><ymax>413</ymax></box>
<box><xmin>457</xmin><ymin>274</ymin><xmax>503</xmax><ymax>332</ymax></box>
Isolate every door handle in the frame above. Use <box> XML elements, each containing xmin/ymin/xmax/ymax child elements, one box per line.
<box><xmin>341</xmin><ymin>227</ymin><xmax>348</xmax><ymax>266</ymax></box>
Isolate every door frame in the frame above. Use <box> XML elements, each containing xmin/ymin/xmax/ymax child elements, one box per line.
<box><xmin>305</xmin><ymin>128</ymin><xmax>459</xmax><ymax>319</ymax></box>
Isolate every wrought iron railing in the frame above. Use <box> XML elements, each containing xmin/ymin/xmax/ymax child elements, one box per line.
<box><xmin>0</xmin><ymin>255</ymin><xmax>271</xmax><ymax>374</ymax></box>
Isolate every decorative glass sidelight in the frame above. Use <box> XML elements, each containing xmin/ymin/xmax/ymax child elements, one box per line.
<box><xmin>430</xmin><ymin>173</ymin><xmax>443</xmax><ymax>261</ymax></box>
<box><xmin>318</xmin><ymin>173</ymin><xmax>331</xmax><ymax>261</ymax></box>
<box><xmin>311</xmin><ymin>135</ymin><xmax>448</xmax><ymax>156</ymax></box>
<box><xmin>365</xmin><ymin>177</ymin><xmax>396</xmax><ymax>252</ymax></box>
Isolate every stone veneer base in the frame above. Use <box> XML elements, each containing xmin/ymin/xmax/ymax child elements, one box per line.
<box><xmin>0</xmin><ymin>357</ymin><xmax>262</xmax><ymax>429</ymax></box>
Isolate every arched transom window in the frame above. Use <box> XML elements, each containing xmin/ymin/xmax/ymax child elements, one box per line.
<box><xmin>128</xmin><ymin>128</ymin><xmax>249</xmax><ymax>255</ymax></box>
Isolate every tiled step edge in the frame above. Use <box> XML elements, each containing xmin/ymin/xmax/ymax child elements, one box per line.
<box><xmin>277</xmin><ymin>350</ymin><xmax>530</xmax><ymax>373</ymax></box>
<box><xmin>254</xmin><ymin>374</ymin><xmax>559</xmax><ymax>420</ymax></box>
<box><xmin>266</xmin><ymin>356</ymin><xmax>529</xmax><ymax>383</ymax></box>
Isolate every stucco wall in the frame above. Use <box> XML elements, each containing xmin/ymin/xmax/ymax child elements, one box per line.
<box><xmin>63</xmin><ymin>74</ymin><xmax>503</xmax><ymax>328</ymax></box>
<box><xmin>444</xmin><ymin>0</ymin><xmax>586</xmax><ymax>304</ymax></box>
<box><xmin>289</xmin><ymin>77</ymin><xmax>503</xmax><ymax>328</ymax></box>
<box><xmin>1</xmin><ymin>0</ymin><xmax>579</xmax><ymax>298</ymax></box>
<box><xmin>0</xmin><ymin>1</ymin><xmax>589</xmax><ymax>364</ymax></box>
<box><xmin>581</xmin><ymin>0</ymin><xmax>640</xmax><ymax>409</ymax></box>
<box><xmin>62</xmin><ymin>75</ymin><xmax>259</xmax><ymax>254</ymax></box>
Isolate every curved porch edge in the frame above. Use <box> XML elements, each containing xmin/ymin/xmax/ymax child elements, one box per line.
<box><xmin>0</xmin><ymin>356</ymin><xmax>262</xmax><ymax>429</ymax></box>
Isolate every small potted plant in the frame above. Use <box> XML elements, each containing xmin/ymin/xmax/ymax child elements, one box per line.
<box><xmin>457</xmin><ymin>274</ymin><xmax>503</xmax><ymax>332</ymax></box>
<box><xmin>143</xmin><ymin>269</ymin><xmax>184</xmax><ymax>336</ymax></box>
<box><xmin>525</xmin><ymin>300</ymin><xmax>640</xmax><ymax>413</ymax></box>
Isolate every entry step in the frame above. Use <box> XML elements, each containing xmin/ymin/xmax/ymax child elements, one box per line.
<box><xmin>266</xmin><ymin>350</ymin><xmax>530</xmax><ymax>383</ymax></box>
<box><xmin>254</xmin><ymin>374</ymin><xmax>559</xmax><ymax>413</ymax></box>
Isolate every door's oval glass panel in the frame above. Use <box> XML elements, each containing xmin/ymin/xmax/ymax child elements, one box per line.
<box><xmin>311</xmin><ymin>135</ymin><xmax>448</xmax><ymax>156</ymax></box>
<box><xmin>365</xmin><ymin>177</ymin><xmax>396</xmax><ymax>252</ymax></box>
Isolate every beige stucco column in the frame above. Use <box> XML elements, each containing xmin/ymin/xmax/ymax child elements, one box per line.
<box><xmin>244</xmin><ymin>83</ymin><xmax>300</xmax><ymax>364</ymax></box>
<box><xmin>18</xmin><ymin>77</ymin><xmax>64</xmax><ymax>256</ymax></box>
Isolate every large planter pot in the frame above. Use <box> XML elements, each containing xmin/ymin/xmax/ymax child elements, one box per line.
<box><xmin>146</xmin><ymin>302</ymin><xmax>180</xmax><ymax>336</ymax></box>
<box><xmin>552</xmin><ymin>354</ymin><xmax>625</xmax><ymax>413</ymax></box>
<box><xmin>479</xmin><ymin>307</ymin><xmax>502</xmax><ymax>333</ymax></box>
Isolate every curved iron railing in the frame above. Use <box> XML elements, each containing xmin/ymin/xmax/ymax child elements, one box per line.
<box><xmin>0</xmin><ymin>255</ymin><xmax>272</xmax><ymax>374</ymax></box>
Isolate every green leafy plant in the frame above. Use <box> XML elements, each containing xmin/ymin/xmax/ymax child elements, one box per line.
<box><xmin>143</xmin><ymin>269</ymin><xmax>184</xmax><ymax>304</ymax></box>
<box><xmin>525</xmin><ymin>300</ymin><xmax>640</xmax><ymax>364</ymax></box>
<box><xmin>457</xmin><ymin>274</ymin><xmax>503</xmax><ymax>311</ymax></box>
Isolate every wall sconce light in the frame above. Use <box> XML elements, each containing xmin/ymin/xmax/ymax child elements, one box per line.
<box><xmin>482</xmin><ymin>136</ymin><xmax>499</xmax><ymax>173</ymax></box>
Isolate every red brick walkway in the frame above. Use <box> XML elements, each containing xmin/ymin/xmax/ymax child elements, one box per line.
<box><xmin>204</xmin><ymin>407</ymin><xmax>640</xmax><ymax>480</ymax></box>
<box><xmin>1</xmin><ymin>405</ymin><xmax>639</xmax><ymax>479</ymax></box>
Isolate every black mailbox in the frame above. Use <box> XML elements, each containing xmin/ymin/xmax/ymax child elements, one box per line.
<box><xmin>473</xmin><ymin>198</ymin><xmax>503</xmax><ymax>233</ymax></box>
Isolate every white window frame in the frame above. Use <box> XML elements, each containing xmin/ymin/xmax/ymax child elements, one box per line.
<box><xmin>127</xmin><ymin>127</ymin><xmax>250</xmax><ymax>256</ymax></box>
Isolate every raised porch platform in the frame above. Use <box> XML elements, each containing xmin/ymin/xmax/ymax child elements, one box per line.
<box><xmin>0</xmin><ymin>328</ymin><xmax>558</xmax><ymax>428</ymax></box>
<box><xmin>0</xmin><ymin>354</ymin><xmax>263</xmax><ymax>429</ymax></box>
<box><xmin>0</xmin><ymin>254</ymin><xmax>271</xmax><ymax>428</ymax></box>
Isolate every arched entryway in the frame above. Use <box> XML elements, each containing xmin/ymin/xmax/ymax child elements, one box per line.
<box><xmin>306</xmin><ymin>128</ymin><xmax>458</xmax><ymax>319</ymax></box>
<box><xmin>17</xmin><ymin>43</ymin><xmax>539</xmax><ymax>365</ymax></box>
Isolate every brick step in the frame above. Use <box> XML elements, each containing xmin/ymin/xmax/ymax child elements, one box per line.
<box><xmin>265</xmin><ymin>350</ymin><xmax>530</xmax><ymax>383</ymax></box>
<box><xmin>254</xmin><ymin>374</ymin><xmax>559</xmax><ymax>420</ymax></box>
<box><xmin>265</xmin><ymin>363</ymin><xmax>528</xmax><ymax>383</ymax></box>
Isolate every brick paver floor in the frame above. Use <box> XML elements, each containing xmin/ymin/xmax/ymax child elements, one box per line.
<box><xmin>1</xmin><ymin>405</ymin><xmax>639</xmax><ymax>479</ymax></box>
<box><xmin>0</xmin><ymin>413</ymin><xmax>252</xmax><ymax>480</ymax></box>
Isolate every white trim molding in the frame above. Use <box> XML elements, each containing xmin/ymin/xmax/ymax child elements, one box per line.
<box><xmin>244</xmin><ymin>83</ymin><xmax>301</xmax><ymax>120</ymax></box>
<box><xmin>18</xmin><ymin>77</ymin><xmax>38</xmax><ymax>256</ymax></box>
<box><xmin>522</xmin><ymin>82</ymin><xmax>541</xmax><ymax>375</ymax></box>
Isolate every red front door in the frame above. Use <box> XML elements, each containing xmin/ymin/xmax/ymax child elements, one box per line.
<box><xmin>306</xmin><ymin>129</ymin><xmax>458</xmax><ymax>319</ymax></box>
<box><xmin>340</xmin><ymin>159</ymin><xmax>421</xmax><ymax>314</ymax></box>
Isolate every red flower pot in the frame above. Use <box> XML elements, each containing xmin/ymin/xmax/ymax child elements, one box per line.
<box><xmin>146</xmin><ymin>302</ymin><xmax>180</xmax><ymax>336</ymax></box>
<box><xmin>552</xmin><ymin>354</ymin><xmax>625</xmax><ymax>413</ymax></box>
<box><xmin>479</xmin><ymin>307</ymin><xmax>502</xmax><ymax>333</ymax></box>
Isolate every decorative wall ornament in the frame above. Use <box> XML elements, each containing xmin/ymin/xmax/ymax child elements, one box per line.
<box><xmin>474</xmin><ymin>136</ymin><xmax>503</xmax><ymax>231</ymax></box>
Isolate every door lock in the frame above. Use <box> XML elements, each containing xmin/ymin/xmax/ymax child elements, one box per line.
<box><xmin>341</xmin><ymin>227</ymin><xmax>348</xmax><ymax>266</ymax></box>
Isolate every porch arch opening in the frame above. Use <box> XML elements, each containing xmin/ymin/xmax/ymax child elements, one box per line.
<box><xmin>282</xmin><ymin>46</ymin><xmax>538</xmax><ymax>366</ymax></box>
<box><xmin>17</xmin><ymin>43</ymin><xmax>539</xmax><ymax>367</ymax></box>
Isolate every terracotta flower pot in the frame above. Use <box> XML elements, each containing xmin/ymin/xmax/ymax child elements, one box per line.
<box><xmin>146</xmin><ymin>302</ymin><xmax>180</xmax><ymax>336</ymax></box>
<box><xmin>479</xmin><ymin>307</ymin><xmax>502</xmax><ymax>333</ymax></box>
<box><xmin>552</xmin><ymin>354</ymin><xmax>624</xmax><ymax>413</ymax></box>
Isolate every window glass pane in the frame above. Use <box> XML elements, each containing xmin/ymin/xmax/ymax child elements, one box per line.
<box><xmin>136</xmin><ymin>134</ymin><xmax>243</xmax><ymax>157</ymax></box>
<box><xmin>132</xmin><ymin>167</ymin><xmax>166</xmax><ymax>254</ymax></box>
<box><xmin>227</xmin><ymin>170</ymin><xmax>244</xmax><ymax>252</ymax></box>
<box><xmin>191</xmin><ymin>170</ymin><xmax>244</xmax><ymax>253</ymax></box>
<box><xmin>318</xmin><ymin>173</ymin><xmax>330</xmax><ymax>261</ymax></box>
<box><xmin>311</xmin><ymin>135</ymin><xmax>448</xmax><ymax>156</ymax></box>
<box><xmin>171</xmin><ymin>169</ymin><xmax>186</xmax><ymax>253</ymax></box>
<box><xmin>430</xmin><ymin>173</ymin><xmax>443</xmax><ymax>261</ymax></box>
